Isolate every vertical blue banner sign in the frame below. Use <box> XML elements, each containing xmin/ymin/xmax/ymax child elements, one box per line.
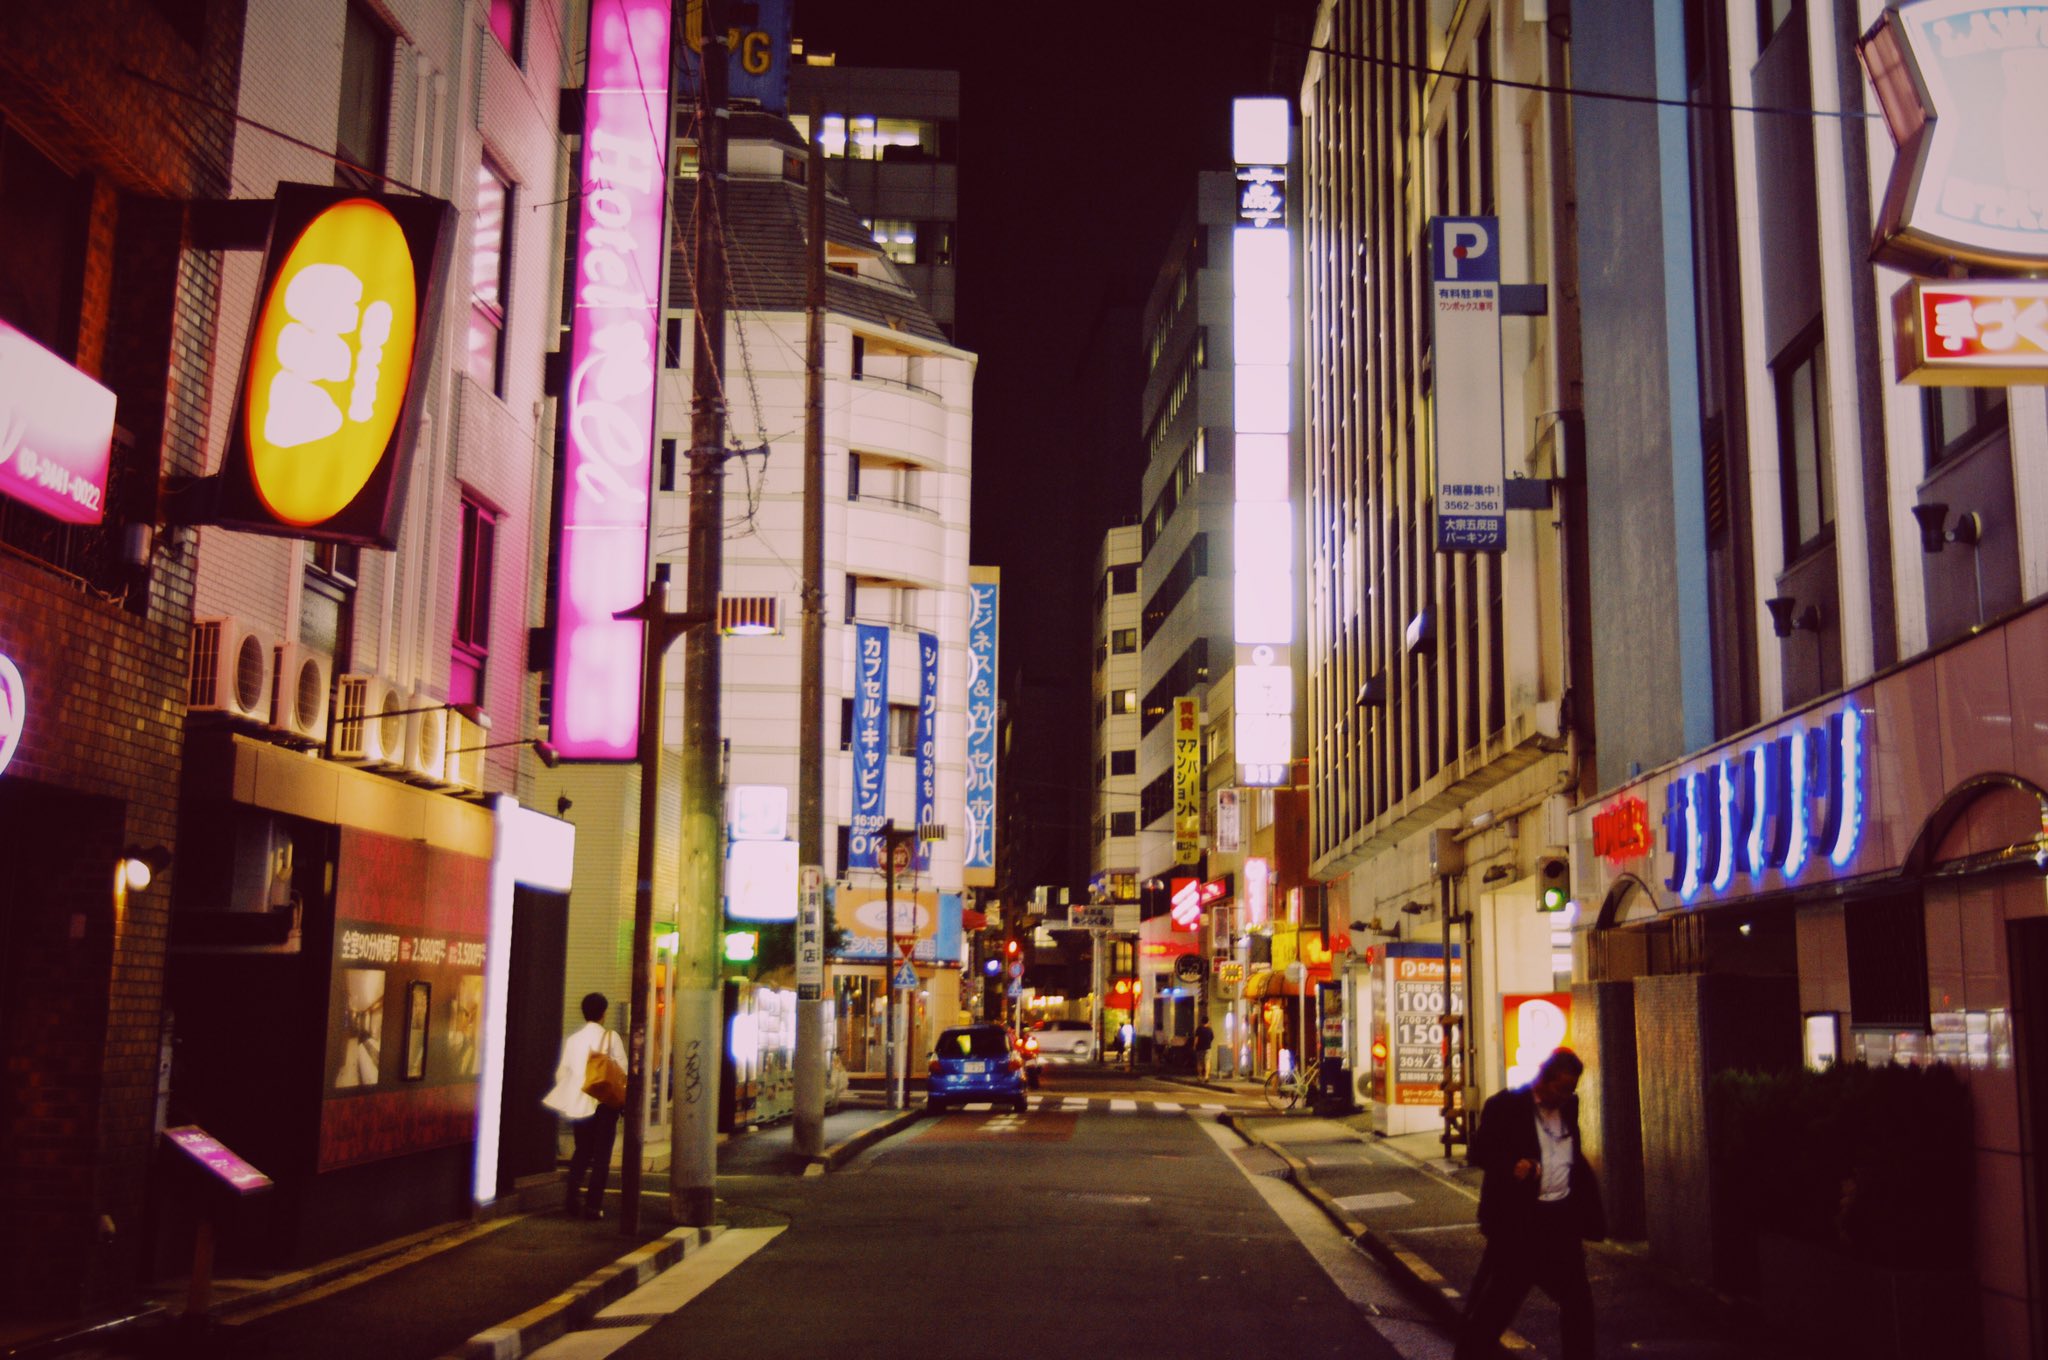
<box><xmin>849</xmin><ymin>623</ymin><xmax>889</xmax><ymax>871</ymax></box>
<box><xmin>914</xmin><ymin>632</ymin><xmax>938</xmax><ymax>872</ymax></box>
<box><xmin>963</xmin><ymin>575</ymin><xmax>999</xmax><ymax>884</ymax></box>
<box><xmin>1430</xmin><ymin>215</ymin><xmax>1506</xmax><ymax>553</ymax></box>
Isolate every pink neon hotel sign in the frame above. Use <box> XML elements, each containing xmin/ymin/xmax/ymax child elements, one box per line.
<box><xmin>551</xmin><ymin>0</ymin><xmax>674</xmax><ymax>759</ymax></box>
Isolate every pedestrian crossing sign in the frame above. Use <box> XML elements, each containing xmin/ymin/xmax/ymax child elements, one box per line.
<box><xmin>892</xmin><ymin>959</ymin><xmax>918</xmax><ymax>990</ymax></box>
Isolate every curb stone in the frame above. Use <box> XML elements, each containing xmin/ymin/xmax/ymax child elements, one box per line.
<box><xmin>814</xmin><ymin>1107</ymin><xmax>926</xmax><ymax>1171</ymax></box>
<box><xmin>1219</xmin><ymin>1113</ymin><xmax>1469</xmax><ymax>1332</ymax></box>
<box><xmin>442</xmin><ymin>1225</ymin><xmax>724</xmax><ymax>1360</ymax></box>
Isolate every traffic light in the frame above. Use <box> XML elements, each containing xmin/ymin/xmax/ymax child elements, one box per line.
<box><xmin>1006</xmin><ymin>938</ymin><xmax>1020</xmax><ymax>957</ymax></box>
<box><xmin>1536</xmin><ymin>852</ymin><xmax>1570</xmax><ymax>913</ymax></box>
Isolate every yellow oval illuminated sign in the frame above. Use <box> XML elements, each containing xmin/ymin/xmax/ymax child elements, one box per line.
<box><xmin>242</xmin><ymin>200</ymin><xmax>418</xmax><ymax>526</ymax></box>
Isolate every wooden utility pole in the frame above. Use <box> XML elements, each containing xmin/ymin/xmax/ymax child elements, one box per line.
<box><xmin>672</xmin><ymin>4</ymin><xmax>729</xmax><ymax>1229</ymax></box>
<box><xmin>792</xmin><ymin>96</ymin><xmax>829</xmax><ymax>1159</ymax></box>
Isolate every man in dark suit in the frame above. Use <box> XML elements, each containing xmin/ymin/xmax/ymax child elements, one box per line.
<box><xmin>1454</xmin><ymin>1047</ymin><xmax>1604</xmax><ymax>1360</ymax></box>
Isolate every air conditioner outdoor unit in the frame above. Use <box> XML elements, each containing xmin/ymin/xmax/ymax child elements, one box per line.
<box><xmin>330</xmin><ymin>674</ymin><xmax>405</xmax><ymax>769</ymax></box>
<box><xmin>443</xmin><ymin>710</ymin><xmax>486</xmax><ymax>794</ymax></box>
<box><xmin>270</xmin><ymin>642</ymin><xmax>333</xmax><ymax>745</ymax></box>
<box><xmin>189</xmin><ymin>617</ymin><xmax>274</xmax><ymax>720</ymax></box>
<box><xmin>403</xmin><ymin>696</ymin><xmax>449</xmax><ymax>786</ymax></box>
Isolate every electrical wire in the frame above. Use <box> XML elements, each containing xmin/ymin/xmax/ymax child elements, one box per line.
<box><xmin>1287</xmin><ymin>31</ymin><xmax>1881</xmax><ymax>122</ymax></box>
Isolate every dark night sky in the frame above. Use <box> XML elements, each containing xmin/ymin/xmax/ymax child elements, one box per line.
<box><xmin>795</xmin><ymin>2</ymin><xmax>1308</xmax><ymax>886</ymax></box>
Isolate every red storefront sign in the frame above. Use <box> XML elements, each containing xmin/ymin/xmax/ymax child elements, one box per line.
<box><xmin>1592</xmin><ymin>795</ymin><xmax>1651</xmax><ymax>863</ymax></box>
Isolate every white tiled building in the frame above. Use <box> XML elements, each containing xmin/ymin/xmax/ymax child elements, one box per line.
<box><xmin>556</xmin><ymin>111</ymin><xmax>979</xmax><ymax>1084</ymax></box>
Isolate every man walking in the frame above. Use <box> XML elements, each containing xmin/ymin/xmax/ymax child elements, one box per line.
<box><xmin>1455</xmin><ymin>1047</ymin><xmax>1604</xmax><ymax>1360</ymax></box>
<box><xmin>1193</xmin><ymin>1017</ymin><xmax>1215</xmax><ymax>1079</ymax></box>
<box><xmin>544</xmin><ymin>992</ymin><xmax>627</xmax><ymax>1220</ymax></box>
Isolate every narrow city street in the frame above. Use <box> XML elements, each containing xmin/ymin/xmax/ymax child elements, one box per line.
<box><xmin>103</xmin><ymin>1071</ymin><xmax>1457</xmax><ymax>1360</ymax></box>
<box><xmin>607</xmin><ymin>1075</ymin><xmax>1446</xmax><ymax>1360</ymax></box>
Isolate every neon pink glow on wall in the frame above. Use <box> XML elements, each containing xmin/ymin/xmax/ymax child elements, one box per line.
<box><xmin>0</xmin><ymin>653</ymin><xmax>24</xmax><ymax>778</ymax></box>
<box><xmin>0</xmin><ymin>320</ymin><xmax>115</xmax><ymax>526</ymax></box>
<box><xmin>551</xmin><ymin>0</ymin><xmax>674</xmax><ymax>760</ymax></box>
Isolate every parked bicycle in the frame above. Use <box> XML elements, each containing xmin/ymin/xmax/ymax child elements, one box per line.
<box><xmin>1263</xmin><ymin>1058</ymin><xmax>1322</xmax><ymax>1112</ymax></box>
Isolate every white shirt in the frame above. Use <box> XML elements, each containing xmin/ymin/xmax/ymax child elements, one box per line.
<box><xmin>1534</xmin><ymin>1104</ymin><xmax>1573</xmax><ymax>1202</ymax></box>
<box><xmin>543</xmin><ymin>1022</ymin><xmax>626</xmax><ymax>1119</ymax></box>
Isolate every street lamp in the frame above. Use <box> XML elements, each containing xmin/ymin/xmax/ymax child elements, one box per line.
<box><xmin>446</xmin><ymin>738</ymin><xmax>562</xmax><ymax>767</ymax></box>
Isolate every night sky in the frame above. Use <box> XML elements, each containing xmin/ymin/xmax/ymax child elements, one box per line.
<box><xmin>795</xmin><ymin>2</ymin><xmax>1309</xmax><ymax>889</ymax></box>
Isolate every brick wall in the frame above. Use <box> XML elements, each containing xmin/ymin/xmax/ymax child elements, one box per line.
<box><xmin>0</xmin><ymin>0</ymin><xmax>242</xmax><ymax>1323</ymax></box>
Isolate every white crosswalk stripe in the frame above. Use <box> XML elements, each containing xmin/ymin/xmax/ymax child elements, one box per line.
<box><xmin>1109</xmin><ymin>1098</ymin><xmax>1137</xmax><ymax>1112</ymax></box>
<box><xmin>1153</xmin><ymin>1100</ymin><xmax>1182</xmax><ymax>1112</ymax></box>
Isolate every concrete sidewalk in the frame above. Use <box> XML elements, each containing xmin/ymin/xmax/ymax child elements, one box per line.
<box><xmin>1225</xmin><ymin>1112</ymin><xmax>1801</xmax><ymax>1360</ymax></box>
<box><xmin>8</xmin><ymin>1104</ymin><xmax>921</xmax><ymax>1360</ymax></box>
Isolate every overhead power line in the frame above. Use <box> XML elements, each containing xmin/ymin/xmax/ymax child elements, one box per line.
<box><xmin>1287</xmin><ymin>33</ymin><xmax>1881</xmax><ymax>122</ymax></box>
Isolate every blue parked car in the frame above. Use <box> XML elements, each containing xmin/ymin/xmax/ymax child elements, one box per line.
<box><xmin>926</xmin><ymin>1024</ymin><xmax>1028</xmax><ymax>1113</ymax></box>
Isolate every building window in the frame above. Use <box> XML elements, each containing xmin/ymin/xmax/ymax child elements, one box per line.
<box><xmin>1110</xmin><ymin>749</ymin><xmax>1136</xmax><ymax>776</ymax></box>
<box><xmin>665</xmin><ymin>316</ymin><xmax>683</xmax><ymax>368</ymax></box>
<box><xmin>1110</xmin><ymin>811</ymin><xmax>1137</xmax><ymax>837</ymax></box>
<box><xmin>0</xmin><ymin>126</ymin><xmax>85</xmax><ymax>357</ymax></box>
<box><xmin>835</xmin><ymin>824</ymin><xmax>850</xmax><ymax>876</ymax></box>
<box><xmin>888</xmin><ymin>703</ymin><xmax>917</xmax><ymax>756</ymax></box>
<box><xmin>1115</xmin><ymin>688</ymin><xmax>1138</xmax><ymax>715</ymax></box>
<box><xmin>1924</xmin><ymin>386</ymin><xmax>2006</xmax><ymax>468</ymax></box>
<box><xmin>820</xmin><ymin>114</ymin><xmax>945</xmax><ymax>162</ymax></box>
<box><xmin>839</xmin><ymin>697</ymin><xmax>853</xmax><ymax>750</ymax></box>
<box><xmin>868</xmin><ymin>218</ymin><xmax>917</xmax><ymax>265</ymax></box>
<box><xmin>659</xmin><ymin>438</ymin><xmax>676</xmax><ymax>492</ymax></box>
<box><xmin>1110</xmin><ymin>628</ymin><xmax>1137</xmax><ymax>654</ymax></box>
<box><xmin>303</xmin><ymin>543</ymin><xmax>360</xmax><ymax>671</ymax></box>
<box><xmin>336</xmin><ymin>1</ymin><xmax>392</xmax><ymax>189</ymax></box>
<box><xmin>851</xmin><ymin>334</ymin><xmax>865</xmax><ymax>380</ymax></box>
<box><xmin>451</xmin><ymin>498</ymin><xmax>496</xmax><ymax>706</ymax></box>
<box><xmin>468</xmin><ymin>160</ymin><xmax>513</xmax><ymax>394</ymax></box>
<box><xmin>489</xmin><ymin>0</ymin><xmax>523</xmax><ymax>62</ymax></box>
<box><xmin>1775</xmin><ymin>328</ymin><xmax>1834</xmax><ymax>559</ymax></box>
<box><xmin>1110</xmin><ymin>564</ymin><xmax>1137</xmax><ymax>594</ymax></box>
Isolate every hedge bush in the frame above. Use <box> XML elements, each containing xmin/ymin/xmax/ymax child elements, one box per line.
<box><xmin>1708</xmin><ymin>1061</ymin><xmax>1972</xmax><ymax>1269</ymax></box>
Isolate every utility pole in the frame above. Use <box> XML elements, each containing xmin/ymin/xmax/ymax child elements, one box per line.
<box><xmin>614</xmin><ymin>570</ymin><xmax>708</xmax><ymax>1235</ymax></box>
<box><xmin>672</xmin><ymin>5</ymin><xmax>729</xmax><ymax>1229</ymax></box>
<box><xmin>880</xmin><ymin>820</ymin><xmax>917</xmax><ymax>1109</ymax></box>
<box><xmin>792</xmin><ymin>96</ymin><xmax>829</xmax><ymax>1160</ymax></box>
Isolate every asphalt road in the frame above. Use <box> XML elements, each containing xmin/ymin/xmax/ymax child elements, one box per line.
<box><xmin>606</xmin><ymin>1069</ymin><xmax>1455</xmax><ymax>1360</ymax></box>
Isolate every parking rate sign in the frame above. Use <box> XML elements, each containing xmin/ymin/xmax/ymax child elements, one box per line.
<box><xmin>1431</xmin><ymin>216</ymin><xmax>1506</xmax><ymax>553</ymax></box>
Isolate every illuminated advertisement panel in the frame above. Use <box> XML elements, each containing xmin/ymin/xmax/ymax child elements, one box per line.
<box><xmin>319</xmin><ymin>828</ymin><xmax>488</xmax><ymax>1171</ymax></box>
<box><xmin>964</xmin><ymin>571</ymin><xmax>999</xmax><ymax>885</ymax></box>
<box><xmin>1892</xmin><ymin>276</ymin><xmax>2048</xmax><ymax>384</ymax></box>
<box><xmin>0</xmin><ymin>652</ymin><xmax>23</xmax><ymax>778</ymax></box>
<box><xmin>914</xmin><ymin>631</ymin><xmax>938</xmax><ymax>872</ymax></box>
<box><xmin>848</xmin><ymin>623</ymin><xmax>889</xmax><ymax>871</ymax></box>
<box><xmin>0</xmin><ymin>320</ymin><xmax>115</xmax><ymax>525</ymax></box>
<box><xmin>1863</xmin><ymin>0</ymin><xmax>2048</xmax><ymax>271</ymax></box>
<box><xmin>550</xmin><ymin>0</ymin><xmax>675</xmax><ymax>760</ymax></box>
<box><xmin>215</xmin><ymin>185</ymin><xmax>455</xmax><ymax>547</ymax></box>
<box><xmin>1174</xmin><ymin>697</ymin><xmax>1202</xmax><ymax>865</ymax></box>
<box><xmin>1232</xmin><ymin>97</ymin><xmax>1295</xmax><ymax>788</ymax></box>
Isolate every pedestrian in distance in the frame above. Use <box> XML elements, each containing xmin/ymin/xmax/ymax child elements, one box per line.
<box><xmin>1193</xmin><ymin>1018</ymin><xmax>1215</xmax><ymax>1079</ymax></box>
<box><xmin>543</xmin><ymin>992</ymin><xmax>628</xmax><ymax>1220</ymax></box>
<box><xmin>1455</xmin><ymin>1046</ymin><xmax>1605</xmax><ymax>1360</ymax></box>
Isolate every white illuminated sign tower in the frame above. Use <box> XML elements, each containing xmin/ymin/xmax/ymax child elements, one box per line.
<box><xmin>1231</xmin><ymin>98</ymin><xmax>1294</xmax><ymax>787</ymax></box>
